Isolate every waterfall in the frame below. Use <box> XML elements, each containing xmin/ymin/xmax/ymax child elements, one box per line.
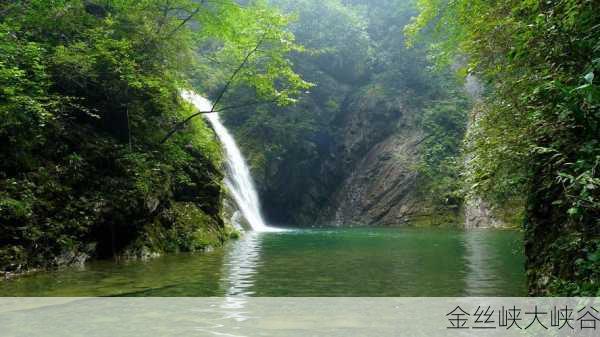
<box><xmin>181</xmin><ymin>90</ymin><xmax>278</xmax><ymax>232</ymax></box>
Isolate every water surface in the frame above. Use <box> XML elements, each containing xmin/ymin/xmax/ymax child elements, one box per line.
<box><xmin>0</xmin><ymin>228</ymin><xmax>526</xmax><ymax>296</ymax></box>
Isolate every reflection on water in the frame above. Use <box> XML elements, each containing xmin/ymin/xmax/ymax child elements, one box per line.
<box><xmin>463</xmin><ymin>230</ymin><xmax>525</xmax><ymax>296</ymax></box>
<box><xmin>0</xmin><ymin>228</ymin><xmax>526</xmax><ymax>297</ymax></box>
<box><xmin>221</xmin><ymin>232</ymin><xmax>263</xmax><ymax>297</ymax></box>
<box><xmin>212</xmin><ymin>232</ymin><xmax>264</xmax><ymax>336</ymax></box>
<box><xmin>7</xmin><ymin>298</ymin><xmax>580</xmax><ymax>337</ymax></box>
<box><xmin>185</xmin><ymin>232</ymin><xmax>274</xmax><ymax>337</ymax></box>
<box><xmin>216</xmin><ymin>228</ymin><xmax>525</xmax><ymax>297</ymax></box>
<box><xmin>0</xmin><ymin>228</ymin><xmax>527</xmax><ymax>337</ymax></box>
<box><xmin>191</xmin><ymin>298</ymin><xmax>254</xmax><ymax>337</ymax></box>
<box><xmin>464</xmin><ymin>230</ymin><xmax>496</xmax><ymax>296</ymax></box>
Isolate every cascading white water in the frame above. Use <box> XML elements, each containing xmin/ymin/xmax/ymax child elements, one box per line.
<box><xmin>181</xmin><ymin>90</ymin><xmax>278</xmax><ymax>232</ymax></box>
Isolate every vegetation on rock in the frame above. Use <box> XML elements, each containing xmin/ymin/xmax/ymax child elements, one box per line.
<box><xmin>1</xmin><ymin>0</ymin><xmax>597</xmax><ymax>298</ymax></box>
<box><xmin>0</xmin><ymin>0</ymin><xmax>306</xmax><ymax>273</ymax></box>
<box><xmin>407</xmin><ymin>0</ymin><xmax>600</xmax><ymax>295</ymax></box>
<box><xmin>219</xmin><ymin>0</ymin><xmax>470</xmax><ymax>226</ymax></box>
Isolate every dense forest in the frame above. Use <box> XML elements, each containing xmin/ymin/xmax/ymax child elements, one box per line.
<box><xmin>218</xmin><ymin>0</ymin><xmax>470</xmax><ymax>227</ymax></box>
<box><xmin>0</xmin><ymin>0</ymin><xmax>307</xmax><ymax>272</ymax></box>
<box><xmin>0</xmin><ymin>0</ymin><xmax>598</xmax><ymax>296</ymax></box>
<box><xmin>407</xmin><ymin>0</ymin><xmax>600</xmax><ymax>295</ymax></box>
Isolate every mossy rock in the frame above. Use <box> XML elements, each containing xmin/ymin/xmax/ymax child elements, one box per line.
<box><xmin>125</xmin><ymin>201</ymin><xmax>227</xmax><ymax>258</ymax></box>
<box><xmin>408</xmin><ymin>209</ymin><xmax>464</xmax><ymax>228</ymax></box>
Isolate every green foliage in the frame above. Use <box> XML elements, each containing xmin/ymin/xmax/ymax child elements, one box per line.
<box><xmin>416</xmin><ymin>93</ymin><xmax>469</xmax><ymax>214</ymax></box>
<box><xmin>0</xmin><ymin>0</ymin><xmax>307</xmax><ymax>272</ymax></box>
<box><xmin>133</xmin><ymin>202</ymin><xmax>224</xmax><ymax>254</ymax></box>
<box><xmin>273</xmin><ymin>0</ymin><xmax>373</xmax><ymax>83</ymax></box>
<box><xmin>217</xmin><ymin>0</ymin><xmax>467</xmax><ymax>225</ymax></box>
<box><xmin>0</xmin><ymin>24</ymin><xmax>58</xmax><ymax>167</ymax></box>
<box><xmin>544</xmin><ymin>236</ymin><xmax>600</xmax><ymax>296</ymax></box>
<box><xmin>408</xmin><ymin>0</ymin><xmax>600</xmax><ymax>294</ymax></box>
<box><xmin>190</xmin><ymin>0</ymin><xmax>312</xmax><ymax>106</ymax></box>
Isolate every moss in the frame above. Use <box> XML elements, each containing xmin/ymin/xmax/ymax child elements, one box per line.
<box><xmin>0</xmin><ymin>1</ymin><xmax>239</xmax><ymax>273</ymax></box>
<box><xmin>525</xmin><ymin>171</ymin><xmax>600</xmax><ymax>296</ymax></box>
<box><xmin>408</xmin><ymin>209</ymin><xmax>464</xmax><ymax>228</ymax></box>
<box><xmin>121</xmin><ymin>201</ymin><xmax>227</xmax><ymax>259</ymax></box>
<box><xmin>227</xmin><ymin>228</ymin><xmax>241</xmax><ymax>240</ymax></box>
<box><xmin>0</xmin><ymin>99</ymin><xmax>228</xmax><ymax>271</ymax></box>
<box><xmin>169</xmin><ymin>201</ymin><xmax>223</xmax><ymax>250</ymax></box>
<box><xmin>494</xmin><ymin>207</ymin><xmax>525</xmax><ymax>229</ymax></box>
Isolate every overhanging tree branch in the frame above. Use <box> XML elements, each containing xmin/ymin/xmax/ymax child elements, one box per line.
<box><xmin>160</xmin><ymin>33</ymin><xmax>269</xmax><ymax>144</ymax></box>
<box><xmin>209</xmin><ymin>33</ymin><xmax>268</xmax><ymax>112</ymax></box>
<box><xmin>166</xmin><ymin>6</ymin><xmax>201</xmax><ymax>38</ymax></box>
<box><xmin>158</xmin><ymin>98</ymin><xmax>278</xmax><ymax>145</ymax></box>
<box><xmin>217</xmin><ymin>98</ymin><xmax>279</xmax><ymax>112</ymax></box>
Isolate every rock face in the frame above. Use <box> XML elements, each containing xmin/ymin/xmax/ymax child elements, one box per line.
<box><xmin>309</xmin><ymin>87</ymin><xmax>429</xmax><ymax>227</ymax></box>
<box><xmin>464</xmin><ymin>198</ymin><xmax>502</xmax><ymax>229</ymax></box>
<box><xmin>320</xmin><ymin>129</ymin><xmax>424</xmax><ymax>226</ymax></box>
<box><xmin>462</xmin><ymin>74</ymin><xmax>505</xmax><ymax>229</ymax></box>
<box><xmin>245</xmin><ymin>82</ymin><xmax>433</xmax><ymax>227</ymax></box>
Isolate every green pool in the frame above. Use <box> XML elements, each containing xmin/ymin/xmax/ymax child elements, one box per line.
<box><xmin>0</xmin><ymin>227</ymin><xmax>526</xmax><ymax>296</ymax></box>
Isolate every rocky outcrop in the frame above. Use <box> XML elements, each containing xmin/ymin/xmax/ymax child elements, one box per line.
<box><xmin>463</xmin><ymin>75</ymin><xmax>506</xmax><ymax>229</ymax></box>
<box><xmin>320</xmin><ymin>128</ymin><xmax>425</xmax><ymax>226</ymax></box>
<box><xmin>308</xmin><ymin>85</ymin><xmax>432</xmax><ymax>226</ymax></box>
<box><xmin>464</xmin><ymin>198</ymin><xmax>502</xmax><ymax>229</ymax></box>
